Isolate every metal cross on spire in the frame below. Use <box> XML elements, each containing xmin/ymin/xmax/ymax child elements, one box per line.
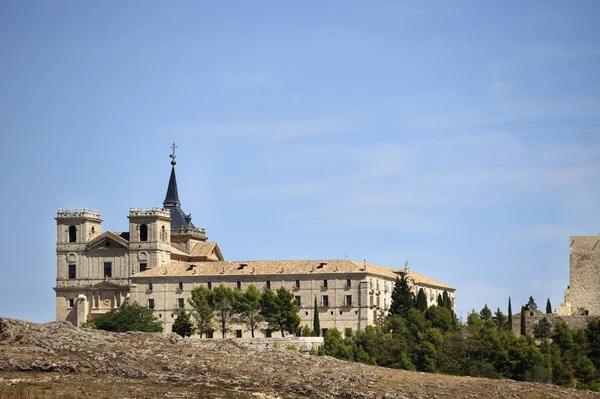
<box><xmin>169</xmin><ymin>141</ymin><xmax>177</xmax><ymax>165</ymax></box>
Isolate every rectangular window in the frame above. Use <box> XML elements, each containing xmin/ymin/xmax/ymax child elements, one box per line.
<box><xmin>321</xmin><ymin>328</ymin><xmax>328</xmax><ymax>337</ymax></box>
<box><xmin>207</xmin><ymin>281</ymin><xmax>212</xmax><ymax>290</ymax></box>
<box><xmin>103</xmin><ymin>262</ymin><xmax>112</xmax><ymax>278</ymax></box>
<box><xmin>178</xmin><ymin>298</ymin><xmax>184</xmax><ymax>309</ymax></box>
<box><xmin>68</xmin><ymin>298</ymin><xmax>75</xmax><ymax>308</ymax></box>
<box><xmin>206</xmin><ymin>330</ymin><xmax>214</xmax><ymax>339</ymax></box>
<box><xmin>345</xmin><ymin>295</ymin><xmax>352</xmax><ymax>306</ymax></box>
<box><xmin>236</xmin><ymin>281</ymin><xmax>241</xmax><ymax>290</ymax></box>
<box><xmin>322</xmin><ymin>295</ymin><xmax>329</xmax><ymax>307</ymax></box>
<box><xmin>148</xmin><ymin>299</ymin><xmax>155</xmax><ymax>309</ymax></box>
<box><xmin>235</xmin><ymin>329</ymin><xmax>242</xmax><ymax>338</ymax></box>
<box><xmin>295</xmin><ymin>280</ymin><xmax>300</xmax><ymax>288</ymax></box>
<box><xmin>295</xmin><ymin>296</ymin><xmax>302</xmax><ymax>306</ymax></box>
<box><xmin>178</xmin><ymin>282</ymin><xmax>183</xmax><ymax>290</ymax></box>
<box><xmin>139</xmin><ymin>263</ymin><xmax>147</xmax><ymax>272</ymax></box>
<box><xmin>323</xmin><ymin>279</ymin><xmax>328</xmax><ymax>288</ymax></box>
<box><xmin>266</xmin><ymin>280</ymin><xmax>271</xmax><ymax>289</ymax></box>
<box><xmin>370</xmin><ymin>278</ymin><xmax>373</xmax><ymax>289</ymax></box>
<box><xmin>68</xmin><ymin>264</ymin><xmax>76</xmax><ymax>279</ymax></box>
<box><xmin>370</xmin><ymin>295</ymin><xmax>374</xmax><ymax>306</ymax></box>
<box><xmin>346</xmin><ymin>279</ymin><xmax>351</xmax><ymax>288</ymax></box>
<box><xmin>377</xmin><ymin>296</ymin><xmax>380</xmax><ymax>307</ymax></box>
<box><xmin>295</xmin><ymin>329</ymin><xmax>302</xmax><ymax>337</ymax></box>
<box><xmin>265</xmin><ymin>329</ymin><xmax>272</xmax><ymax>338</ymax></box>
<box><xmin>148</xmin><ymin>283</ymin><xmax>153</xmax><ymax>291</ymax></box>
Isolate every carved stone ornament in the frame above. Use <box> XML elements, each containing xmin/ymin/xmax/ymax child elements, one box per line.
<box><xmin>138</xmin><ymin>252</ymin><xmax>147</xmax><ymax>261</ymax></box>
<box><xmin>67</xmin><ymin>253</ymin><xmax>77</xmax><ymax>263</ymax></box>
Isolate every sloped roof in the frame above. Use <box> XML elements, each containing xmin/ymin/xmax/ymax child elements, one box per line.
<box><xmin>133</xmin><ymin>259</ymin><xmax>455</xmax><ymax>290</ymax></box>
<box><xmin>86</xmin><ymin>231</ymin><xmax>129</xmax><ymax>250</ymax></box>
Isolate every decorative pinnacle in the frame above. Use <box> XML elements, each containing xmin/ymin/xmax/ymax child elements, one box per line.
<box><xmin>169</xmin><ymin>141</ymin><xmax>177</xmax><ymax>166</ymax></box>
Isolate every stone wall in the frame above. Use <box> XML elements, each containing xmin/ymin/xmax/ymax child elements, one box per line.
<box><xmin>512</xmin><ymin>309</ymin><xmax>592</xmax><ymax>335</ymax></box>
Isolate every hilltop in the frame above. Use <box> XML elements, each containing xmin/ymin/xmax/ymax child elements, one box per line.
<box><xmin>1</xmin><ymin>318</ymin><xmax>599</xmax><ymax>399</ymax></box>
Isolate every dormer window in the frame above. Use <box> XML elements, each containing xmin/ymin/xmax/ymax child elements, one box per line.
<box><xmin>140</xmin><ymin>224</ymin><xmax>148</xmax><ymax>242</ymax></box>
<box><xmin>68</xmin><ymin>225</ymin><xmax>76</xmax><ymax>243</ymax></box>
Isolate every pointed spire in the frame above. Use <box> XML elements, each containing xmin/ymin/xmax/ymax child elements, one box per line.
<box><xmin>163</xmin><ymin>165</ymin><xmax>180</xmax><ymax>207</ymax></box>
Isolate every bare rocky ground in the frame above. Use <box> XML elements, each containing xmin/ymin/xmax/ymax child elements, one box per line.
<box><xmin>1</xmin><ymin>318</ymin><xmax>599</xmax><ymax>399</ymax></box>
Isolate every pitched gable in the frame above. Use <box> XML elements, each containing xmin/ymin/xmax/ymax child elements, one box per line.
<box><xmin>86</xmin><ymin>231</ymin><xmax>129</xmax><ymax>251</ymax></box>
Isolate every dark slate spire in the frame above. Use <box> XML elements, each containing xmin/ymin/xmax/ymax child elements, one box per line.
<box><xmin>163</xmin><ymin>142</ymin><xmax>195</xmax><ymax>230</ymax></box>
<box><xmin>163</xmin><ymin>166</ymin><xmax>180</xmax><ymax>207</ymax></box>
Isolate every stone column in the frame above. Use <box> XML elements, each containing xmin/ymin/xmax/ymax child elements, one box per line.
<box><xmin>76</xmin><ymin>294</ymin><xmax>88</xmax><ymax>327</ymax></box>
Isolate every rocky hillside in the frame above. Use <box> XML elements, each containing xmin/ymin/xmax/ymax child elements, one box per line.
<box><xmin>1</xmin><ymin>318</ymin><xmax>599</xmax><ymax>399</ymax></box>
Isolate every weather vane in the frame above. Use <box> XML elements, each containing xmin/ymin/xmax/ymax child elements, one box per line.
<box><xmin>169</xmin><ymin>141</ymin><xmax>177</xmax><ymax>165</ymax></box>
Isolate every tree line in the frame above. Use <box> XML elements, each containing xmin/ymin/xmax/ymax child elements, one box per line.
<box><xmin>174</xmin><ymin>284</ymin><xmax>304</xmax><ymax>338</ymax></box>
<box><xmin>322</xmin><ymin>273</ymin><xmax>600</xmax><ymax>391</ymax></box>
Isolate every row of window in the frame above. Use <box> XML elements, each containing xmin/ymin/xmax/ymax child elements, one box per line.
<box><xmin>67</xmin><ymin>224</ymin><xmax>168</xmax><ymax>243</ymax></box>
<box><xmin>147</xmin><ymin>294</ymin><xmax>352</xmax><ymax>311</ymax></box>
<box><xmin>146</xmin><ymin>279</ymin><xmax>353</xmax><ymax>291</ymax></box>
<box><xmin>68</xmin><ymin>262</ymin><xmax>150</xmax><ymax>279</ymax></box>
<box><xmin>68</xmin><ymin>262</ymin><xmax>114</xmax><ymax>279</ymax></box>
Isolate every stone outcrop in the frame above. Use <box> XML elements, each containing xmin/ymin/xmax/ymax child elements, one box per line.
<box><xmin>1</xmin><ymin>318</ymin><xmax>599</xmax><ymax>399</ymax></box>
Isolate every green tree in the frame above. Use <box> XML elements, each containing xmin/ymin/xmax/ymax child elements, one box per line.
<box><xmin>237</xmin><ymin>284</ymin><xmax>264</xmax><ymax>337</ymax></box>
<box><xmin>172</xmin><ymin>310</ymin><xmax>195</xmax><ymax>337</ymax></box>
<box><xmin>479</xmin><ymin>304</ymin><xmax>492</xmax><ymax>321</ymax></box>
<box><xmin>520</xmin><ymin>306</ymin><xmax>526</xmax><ymax>336</ymax></box>
<box><xmin>492</xmin><ymin>307</ymin><xmax>507</xmax><ymax>331</ymax></box>
<box><xmin>533</xmin><ymin>317</ymin><xmax>551</xmax><ymax>339</ymax></box>
<box><xmin>84</xmin><ymin>303</ymin><xmax>163</xmax><ymax>332</ymax></box>
<box><xmin>415</xmin><ymin>288</ymin><xmax>428</xmax><ymax>312</ymax></box>
<box><xmin>437</xmin><ymin>293</ymin><xmax>443</xmax><ymax>307</ymax></box>
<box><xmin>188</xmin><ymin>285</ymin><xmax>214</xmax><ymax>337</ymax></box>
<box><xmin>211</xmin><ymin>284</ymin><xmax>239</xmax><ymax>338</ymax></box>
<box><xmin>261</xmin><ymin>287</ymin><xmax>301</xmax><ymax>337</ymax></box>
<box><xmin>508</xmin><ymin>297</ymin><xmax>513</xmax><ymax>332</ymax></box>
<box><xmin>546</xmin><ymin>298</ymin><xmax>552</xmax><ymax>314</ymax></box>
<box><xmin>313</xmin><ymin>296</ymin><xmax>321</xmax><ymax>337</ymax></box>
<box><xmin>524</xmin><ymin>296</ymin><xmax>537</xmax><ymax>311</ymax></box>
<box><xmin>389</xmin><ymin>274</ymin><xmax>414</xmax><ymax>318</ymax></box>
<box><xmin>442</xmin><ymin>291</ymin><xmax>452</xmax><ymax>312</ymax></box>
<box><xmin>424</xmin><ymin>305</ymin><xmax>453</xmax><ymax>333</ymax></box>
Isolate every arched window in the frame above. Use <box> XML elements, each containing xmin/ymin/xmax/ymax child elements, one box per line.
<box><xmin>90</xmin><ymin>226</ymin><xmax>96</xmax><ymax>237</ymax></box>
<box><xmin>161</xmin><ymin>225</ymin><xmax>166</xmax><ymax>242</ymax></box>
<box><xmin>68</xmin><ymin>225</ymin><xmax>77</xmax><ymax>243</ymax></box>
<box><xmin>140</xmin><ymin>224</ymin><xmax>148</xmax><ymax>242</ymax></box>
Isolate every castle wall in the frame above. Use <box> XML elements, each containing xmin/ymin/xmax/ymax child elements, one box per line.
<box><xmin>567</xmin><ymin>235</ymin><xmax>600</xmax><ymax>316</ymax></box>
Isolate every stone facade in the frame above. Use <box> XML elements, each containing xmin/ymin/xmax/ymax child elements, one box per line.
<box><xmin>556</xmin><ymin>234</ymin><xmax>600</xmax><ymax>317</ymax></box>
<box><xmin>54</xmin><ymin>152</ymin><xmax>456</xmax><ymax>335</ymax></box>
<box><xmin>512</xmin><ymin>309</ymin><xmax>592</xmax><ymax>335</ymax></box>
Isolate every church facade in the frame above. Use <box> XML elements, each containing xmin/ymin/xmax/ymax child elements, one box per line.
<box><xmin>54</xmin><ymin>150</ymin><xmax>456</xmax><ymax>336</ymax></box>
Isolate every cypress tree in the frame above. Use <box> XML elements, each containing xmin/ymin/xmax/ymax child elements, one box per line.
<box><xmin>313</xmin><ymin>296</ymin><xmax>321</xmax><ymax>337</ymax></box>
<box><xmin>437</xmin><ymin>293</ymin><xmax>443</xmax><ymax>307</ymax></box>
<box><xmin>546</xmin><ymin>298</ymin><xmax>552</xmax><ymax>314</ymax></box>
<box><xmin>507</xmin><ymin>297</ymin><xmax>513</xmax><ymax>332</ymax></box>
<box><xmin>442</xmin><ymin>291</ymin><xmax>452</xmax><ymax>311</ymax></box>
<box><xmin>389</xmin><ymin>274</ymin><xmax>414</xmax><ymax>318</ymax></box>
<box><xmin>415</xmin><ymin>288</ymin><xmax>428</xmax><ymax>312</ymax></box>
<box><xmin>520</xmin><ymin>305</ymin><xmax>526</xmax><ymax>336</ymax></box>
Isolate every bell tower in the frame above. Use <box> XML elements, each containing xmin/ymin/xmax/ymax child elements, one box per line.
<box><xmin>128</xmin><ymin>207</ymin><xmax>172</xmax><ymax>271</ymax></box>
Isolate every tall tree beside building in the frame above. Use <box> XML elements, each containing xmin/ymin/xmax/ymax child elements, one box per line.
<box><xmin>389</xmin><ymin>274</ymin><xmax>414</xmax><ymax>318</ymax></box>
<box><xmin>546</xmin><ymin>298</ymin><xmax>552</xmax><ymax>314</ymax></box>
<box><xmin>188</xmin><ymin>285</ymin><xmax>214</xmax><ymax>337</ymax></box>
<box><xmin>508</xmin><ymin>297</ymin><xmax>513</xmax><ymax>332</ymax></box>
<box><xmin>237</xmin><ymin>284</ymin><xmax>264</xmax><ymax>338</ymax></box>
<box><xmin>415</xmin><ymin>288</ymin><xmax>428</xmax><ymax>312</ymax></box>
<box><xmin>520</xmin><ymin>306</ymin><xmax>527</xmax><ymax>336</ymax></box>
<box><xmin>313</xmin><ymin>296</ymin><xmax>321</xmax><ymax>337</ymax></box>
<box><xmin>442</xmin><ymin>291</ymin><xmax>452</xmax><ymax>312</ymax></box>
<box><xmin>172</xmin><ymin>310</ymin><xmax>195</xmax><ymax>337</ymax></box>
<box><xmin>437</xmin><ymin>293</ymin><xmax>443</xmax><ymax>307</ymax></box>
<box><xmin>261</xmin><ymin>287</ymin><xmax>301</xmax><ymax>337</ymax></box>
<box><xmin>211</xmin><ymin>284</ymin><xmax>239</xmax><ymax>338</ymax></box>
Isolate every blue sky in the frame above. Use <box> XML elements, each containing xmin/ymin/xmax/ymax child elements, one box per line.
<box><xmin>1</xmin><ymin>1</ymin><xmax>599</xmax><ymax>323</ymax></box>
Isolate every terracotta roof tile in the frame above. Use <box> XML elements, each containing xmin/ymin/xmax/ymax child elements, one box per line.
<box><xmin>133</xmin><ymin>259</ymin><xmax>455</xmax><ymax>291</ymax></box>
